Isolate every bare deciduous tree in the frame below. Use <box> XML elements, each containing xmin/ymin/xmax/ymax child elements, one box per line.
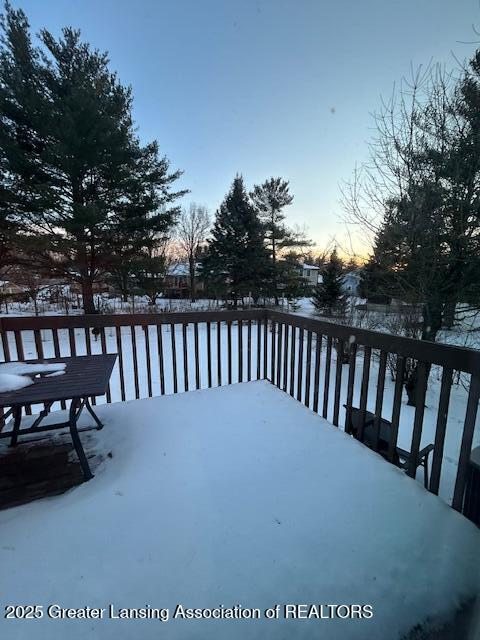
<box><xmin>177</xmin><ymin>204</ymin><xmax>210</xmax><ymax>302</ymax></box>
<box><xmin>342</xmin><ymin>61</ymin><xmax>480</xmax><ymax>339</ymax></box>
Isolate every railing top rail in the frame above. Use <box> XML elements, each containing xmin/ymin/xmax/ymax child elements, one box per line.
<box><xmin>0</xmin><ymin>308</ymin><xmax>268</xmax><ymax>331</ymax></box>
<box><xmin>269</xmin><ymin>310</ymin><xmax>480</xmax><ymax>375</ymax></box>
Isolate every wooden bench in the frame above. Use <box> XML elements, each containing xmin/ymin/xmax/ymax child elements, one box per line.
<box><xmin>345</xmin><ymin>406</ymin><xmax>434</xmax><ymax>489</ymax></box>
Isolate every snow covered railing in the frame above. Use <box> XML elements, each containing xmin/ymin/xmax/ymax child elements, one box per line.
<box><xmin>0</xmin><ymin>309</ymin><xmax>479</xmax><ymax>516</ymax></box>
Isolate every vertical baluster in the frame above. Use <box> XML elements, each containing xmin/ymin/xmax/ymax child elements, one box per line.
<box><xmin>270</xmin><ymin>321</ymin><xmax>276</xmax><ymax>383</ymax></box>
<box><xmin>388</xmin><ymin>355</ymin><xmax>405</xmax><ymax>461</ymax></box>
<box><xmin>227</xmin><ymin>321</ymin><xmax>232</xmax><ymax>384</ymax></box>
<box><xmin>407</xmin><ymin>362</ymin><xmax>428</xmax><ymax>478</ymax></box>
<box><xmin>52</xmin><ymin>328</ymin><xmax>61</xmax><ymax>358</ymax></box>
<box><xmin>68</xmin><ymin>329</ymin><xmax>78</xmax><ymax>416</ymax></box>
<box><xmin>99</xmin><ymin>327</ymin><xmax>112</xmax><ymax>403</ymax></box>
<box><xmin>0</xmin><ymin>321</ymin><xmax>11</xmax><ymax>362</ymax></box>
<box><xmin>34</xmin><ymin>329</ymin><xmax>46</xmax><ymax>413</ymax></box>
<box><xmin>170</xmin><ymin>323</ymin><xmax>178</xmax><ymax>393</ymax></box>
<box><xmin>206</xmin><ymin>322</ymin><xmax>212</xmax><ymax>388</ymax></box>
<box><xmin>322</xmin><ymin>336</ymin><xmax>333</xmax><ymax>419</ymax></box>
<box><xmin>34</xmin><ymin>329</ymin><xmax>44</xmax><ymax>359</ymax></box>
<box><xmin>312</xmin><ymin>333</ymin><xmax>322</xmax><ymax>413</ymax></box>
<box><xmin>182</xmin><ymin>323</ymin><xmax>189</xmax><ymax>392</ymax></box>
<box><xmin>247</xmin><ymin>320</ymin><xmax>252</xmax><ymax>382</ymax></box>
<box><xmin>289</xmin><ymin>326</ymin><xmax>296</xmax><ymax>397</ymax></box>
<box><xmin>332</xmin><ymin>339</ymin><xmax>344</xmax><ymax>426</ymax></box>
<box><xmin>452</xmin><ymin>375</ymin><xmax>480</xmax><ymax>511</ymax></box>
<box><xmin>14</xmin><ymin>330</ymin><xmax>24</xmax><ymax>361</ymax></box>
<box><xmin>276</xmin><ymin>323</ymin><xmax>283</xmax><ymax>388</ymax></box>
<box><xmin>263</xmin><ymin>318</ymin><xmax>268</xmax><ymax>379</ymax></box>
<box><xmin>130</xmin><ymin>325</ymin><xmax>140</xmax><ymax>400</ymax></box>
<box><xmin>238</xmin><ymin>320</ymin><xmax>243</xmax><ymax>383</ymax></box>
<box><xmin>217</xmin><ymin>321</ymin><xmax>222</xmax><ymax>386</ymax></box>
<box><xmin>143</xmin><ymin>325</ymin><xmax>152</xmax><ymax>398</ymax></box>
<box><xmin>371</xmin><ymin>350</ymin><xmax>387</xmax><ymax>450</ymax></box>
<box><xmin>116</xmin><ymin>326</ymin><xmax>126</xmax><ymax>401</ymax></box>
<box><xmin>84</xmin><ymin>328</ymin><xmax>92</xmax><ymax>355</ymax></box>
<box><xmin>344</xmin><ymin>341</ymin><xmax>357</xmax><ymax>431</ymax></box>
<box><xmin>52</xmin><ymin>328</ymin><xmax>66</xmax><ymax>410</ymax></box>
<box><xmin>84</xmin><ymin>325</ymin><xmax>96</xmax><ymax>404</ymax></box>
<box><xmin>304</xmin><ymin>330</ymin><xmax>312</xmax><ymax>407</ymax></box>
<box><xmin>15</xmin><ymin>331</ymin><xmax>31</xmax><ymax>415</ymax></box>
<box><xmin>68</xmin><ymin>328</ymin><xmax>77</xmax><ymax>357</ymax></box>
<box><xmin>85</xmin><ymin>325</ymin><xmax>97</xmax><ymax>404</ymax></box>
<box><xmin>429</xmin><ymin>367</ymin><xmax>453</xmax><ymax>495</ymax></box>
<box><xmin>156</xmin><ymin>324</ymin><xmax>165</xmax><ymax>395</ymax></box>
<box><xmin>357</xmin><ymin>346</ymin><xmax>371</xmax><ymax>440</ymax></box>
<box><xmin>283</xmin><ymin>324</ymin><xmax>289</xmax><ymax>392</ymax></box>
<box><xmin>256</xmin><ymin>319</ymin><xmax>261</xmax><ymax>380</ymax></box>
<box><xmin>194</xmin><ymin>322</ymin><xmax>200</xmax><ymax>389</ymax></box>
<box><xmin>296</xmin><ymin>328</ymin><xmax>304</xmax><ymax>402</ymax></box>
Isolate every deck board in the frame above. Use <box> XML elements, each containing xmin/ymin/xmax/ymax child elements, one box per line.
<box><xmin>0</xmin><ymin>430</ymin><xmax>103</xmax><ymax>510</ymax></box>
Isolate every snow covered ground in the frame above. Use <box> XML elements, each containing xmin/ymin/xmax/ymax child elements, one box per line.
<box><xmin>0</xmin><ymin>382</ymin><xmax>479</xmax><ymax>640</ymax></box>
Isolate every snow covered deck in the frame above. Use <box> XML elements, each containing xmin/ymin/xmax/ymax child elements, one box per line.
<box><xmin>0</xmin><ymin>381</ymin><xmax>479</xmax><ymax>640</ymax></box>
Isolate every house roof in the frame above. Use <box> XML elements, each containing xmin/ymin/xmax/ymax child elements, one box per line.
<box><xmin>166</xmin><ymin>263</ymin><xmax>190</xmax><ymax>277</ymax></box>
<box><xmin>343</xmin><ymin>269</ymin><xmax>362</xmax><ymax>280</ymax></box>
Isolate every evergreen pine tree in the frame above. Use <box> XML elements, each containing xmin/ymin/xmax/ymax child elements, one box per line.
<box><xmin>250</xmin><ymin>177</ymin><xmax>310</xmax><ymax>303</ymax></box>
<box><xmin>311</xmin><ymin>249</ymin><xmax>346</xmax><ymax>316</ymax></box>
<box><xmin>250</xmin><ymin>177</ymin><xmax>292</xmax><ymax>302</ymax></box>
<box><xmin>0</xmin><ymin>5</ymin><xmax>185</xmax><ymax>312</ymax></box>
<box><xmin>358</xmin><ymin>258</ymin><xmax>393</xmax><ymax>304</ymax></box>
<box><xmin>202</xmin><ymin>176</ymin><xmax>269</xmax><ymax>306</ymax></box>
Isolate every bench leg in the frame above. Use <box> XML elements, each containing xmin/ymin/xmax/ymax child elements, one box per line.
<box><xmin>9</xmin><ymin>407</ymin><xmax>22</xmax><ymax>447</ymax></box>
<box><xmin>69</xmin><ymin>398</ymin><xmax>93</xmax><ymax>481</ymax></box>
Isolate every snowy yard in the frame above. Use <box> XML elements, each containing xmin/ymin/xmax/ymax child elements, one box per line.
<box><xmin>0</xmin><ymin>382</ymin><xmax>479</xmax><ymax>640</ymax></box>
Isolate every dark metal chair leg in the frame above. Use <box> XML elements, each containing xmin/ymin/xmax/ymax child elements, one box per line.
<box><xmin>9</xmin><ymin>407</ymin><xmax>22</xmax><ymax>447</ymax></box>
<box><xmin>84</xmin><ymin>398</ymin><xmax>103</xmax><ymax>430</ymax></box>
<box><xmin>69</xmin><ymin>398</ymin><xmax>93</xmax><ymax>481</ymax></box>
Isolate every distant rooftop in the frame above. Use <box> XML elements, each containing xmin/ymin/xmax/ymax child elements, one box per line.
<box><xmin>299</xmin><ymin>263</ymin><xmax>319</xmax><ymax>271</ymax></box>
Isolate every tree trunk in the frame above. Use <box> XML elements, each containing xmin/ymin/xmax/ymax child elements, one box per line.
<box><xmin>443</xmin><ymin>299</ymin><xmax>456</xmax><ymax>329</ymax></box>
<box><xmin>82</xmin><ymin>279</ymin><xmax>96</xmax><ymax>314</ymax></box>
<box><xmin>189</xmin><ymin>256</ymin><xmax>196</xmax><ymax>303</ymax></box>
<box><xmin>404</xmin><ymin>300</ymin><xmax>442</xmax><ymax>406</ymax></box>
<box><xmin>271</xmin><ymin>221</ymin><xmax>279</xmax><ymax>306</ymax></box>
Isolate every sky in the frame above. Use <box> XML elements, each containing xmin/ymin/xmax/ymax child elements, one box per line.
<box><xmin>10</xmin><ymin>0</ymin><xmax>480</xmax><ymax>256</ymax></box>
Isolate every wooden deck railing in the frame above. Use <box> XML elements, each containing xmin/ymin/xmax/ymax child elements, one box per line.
<box><xmin>1</xmin><ymin>309</ymin><xmax>479</xmax><ymax>515</ymax></box>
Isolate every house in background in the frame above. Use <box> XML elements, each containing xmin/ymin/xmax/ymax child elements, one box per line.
<box><xmin>0</xmin><ymin>280</ymin><xmax>27</xmax><ymax>300</ymax></box>
<box><xmin>164</xmin><ymin>263</ymin><xmax>204</xmax><ymax>299</ymax></box>
<box><xmin>295</xmin><ymin>263</ymin><xmax>320</xmax><ymax>289</ymax></box>
<box><xmin>342</xmin><ymin>269</ymin><xmax>362</xmax><ymax>296</ymax></box>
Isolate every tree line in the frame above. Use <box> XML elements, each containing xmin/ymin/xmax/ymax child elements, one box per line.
<box><xmin>0</xmin><ymin>4</ymin><xmax>315</xmax><ymax>312</ymax></box>
<box><xmin>344</xmin><ymin>52</ymin><xmax>480</xmax><ymax>344</ymax></box>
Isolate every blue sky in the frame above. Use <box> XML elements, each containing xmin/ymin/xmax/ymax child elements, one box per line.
<box><xmin>11</xmin><ymin>0</ymin><xmax>480</xmax><ymax>255</ymax></box>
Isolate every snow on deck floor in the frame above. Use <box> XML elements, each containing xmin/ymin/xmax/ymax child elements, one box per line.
<box><xmin>0</xmin><ymin>381</ymin><xmax>479</xmax><ymax>640</ymax></box>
